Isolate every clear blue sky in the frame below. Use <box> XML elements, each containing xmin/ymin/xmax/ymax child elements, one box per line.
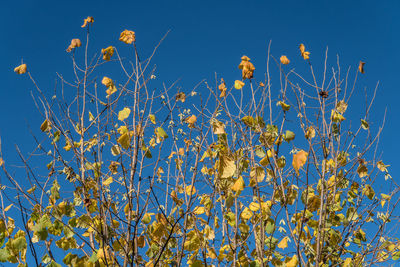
<box><xmin>0</xmin><ymin>0</ymin><xmax>399</xmax><ymax>264</ymax></box>
<box><xmin>2</xmin><ymin>0</ymin><xmax>398</xmax><ymax>181</ymax></box>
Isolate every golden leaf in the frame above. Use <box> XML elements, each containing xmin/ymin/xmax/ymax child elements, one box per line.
<box><xmin>14</xmin><ymin>64</ymin><xmax>27</xmax><ymax>74</ymax></box>
<box><xmin>286</xmin><ymin>255</ymin><xmax>298</xmax><ymax>267</ymax></box>
<box><xmin>292</xmin><ymin>150</ymin><xmax>308</xmax><ymax>175</ymax></box>
<box><xmin>101</xmin><ymin>46</ymin><xmax>114</xmax><ymax>61</ymax></box>
<box><xmin>280</xmin><ymin>55</ymin><xmax>290</xmax><ymax>65</ymax></box>
<box><xmin>119</xmin><ymin>30</ymin><xmax>136</xmax><ymax>44</ymax></box>
<box><xmin>277</xmin><ymin>237</ymin><xmax>288</xmax><ymax>249</ymax></box>
<box><xmin>249</xmin><ymin>202</ymin><xmax>260</xmax><ymax>212</ymax></box>
<box><xmin>218</xmin><ymin>156</ymin><xmax>236</xmax><ymax>178</ymax></box>
<box><xmin>4</xmin><ymin>204</ymin><xmax>12</xmax><ymax>212</ymax></box>
<box><xmin>81</xmin><ymin>16</ymin><xmax>94</xmax><ymax>28</ymax></box>
<box><xmin>102</xmin><ymin>177</ymin><xmax>113</xmax><ymax>186</ymax></box>
<box><xmin>218</xmin><ymin>79</ymin><xmax>227</xmax><ymax>97</ymax></box>
<box><xmin>0</xmin><ymin>158</ymin><xmax>4</xmax><ymax>167</ymax></box>
<box><xmin>358</xmin><ymin>61</ymin><xmax>365</xmax><ymax>74</ymax></box>
<box><xmin>40</xmin><ymin>119</ymin><xmax>51</xmax><ymax>132</ymax></box>
<box><xmin>117</xmin><ymin>132</ymin><xmax>131</xmax><ymax>149</ymax></box>
<box><xmin>193</xmin><ymin>206</ymin><xmax>205</xmax><ymax>215</ymax></box>
<box><xmin>149</xmin><ymin>114</ymin><xmax>156</xmax><ymax>124</ymax></box>
<box><xmin>137</xmin><ymin>236</ymin><xmax>145</xmax><ymax>248</ymax></box>
<box><xmin>238</xmin><ymin>55</ymin><xmax>255</xmax><ymax>79</ymax></box>
<box><xmin>118</xmin><ymin>107</ymin><xmax>131</xmax><ymax>121</ymax></box>
<box><xmin>66</xmin><ymin>39</ymin><xmax>82</xmax><ymax>52</ymax></box>
<box><xmin>241</xmin><ymin>207</ymin><xmax>253</xmax><ymax>220</ymax></box>
<box><xmin>88</xmin><ymin>111</ymin><xmax>95</xmax><ymax>122</ymax></box>
<box><xmin>234</xmin><ymin>80</ymin><xmax>245</xmax><ymax>90</ymax></box>
<box><xmin>185</xmin><ymin>185</ymin><xmax>196</xmax><ymax>196</ymax></box>
<box><xmin>299</xmin><ymin>43</ymin><xmax>310</xmax><ymax>60</ymax></box>
<box><xmin>102</xmin><ymin>77</ymin><xmax>114</xmax><ymax>88</ymax></box>
<box><xmin>156</xmin><ymin>167</ymin><xmax>164</xmax><ymax>177</ymax></box>
<box><xmin>185</xmin><ymin>115</ymin><xmax>197</xmax><ymax>127</ymax></box>
<box><xmin>231</xmin><ymin>176</ymin><xmax>245</xmax><ymax>193</ymax></box>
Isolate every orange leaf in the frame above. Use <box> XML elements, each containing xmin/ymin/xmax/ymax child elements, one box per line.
<box><xmin>292</xmin><ymin>150</ymin><xmax>308</xmax><ymax>175</ymax></box>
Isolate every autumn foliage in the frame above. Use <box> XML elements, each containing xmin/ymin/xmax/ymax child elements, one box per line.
<box><xmin>3</xmin><ymin>17</ymin><xmax>400</xmax><ymax>266</ymax></box>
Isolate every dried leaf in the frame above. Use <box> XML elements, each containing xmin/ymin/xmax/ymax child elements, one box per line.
<box><xmin>358</xmin><ymin>61</ymin><xmax>365</xmax><ymax>74</ymax></box>
<box><xmin>377</xmin><ymin>161</ymin><xmax>389</xmax><ymax>172</ymax></box>
<box><xmin>66</xmin><ymin>39</ymin><xmax>82</xmax><ymax>52</ymax></box>
<box><xmin>238</xmin><ymin>55</ymin><xmax>255</xmax><ymax>79</ymax></box>
<box><xmin>119</xmin><ymin>30</ymin><xmax>136</xmax><ymax>44</ymax></box>
<box><xmin>305</xmin><ymin>126</ymin><xmax>316</xmax><ymax>140</ymax></box>
<box><xmin>292</xmin><ymin>150</ymin><xmax>308</xmax><ymax>175</ymax></box>
<box><xmin>0</xmin><ymin>158</ymin><xmax>4</xmax><ymax>167</ymax></box>
<box><xmin>299</xmin><ymin>43</ymin><xmax>310</xmax><ymax>60</ymax></box>
<box><xmin>14</xmin><ymin>64</ymin><xmax>27</xmax><ymax>74</ymax></box>
<box><xmin>212</xmin><ymin>121</ymin><xmax>225</xmax><ymax>135</ymax></box>
<box><xmin>218</xmin><ymin>79</ymin><xmax>227</xmax><ymax>97</ymax></box>
<box><xmin>81</xmin><ymin>16</ymin><xmax>94</xmax><ymax>28</ymax></box>
<box><xmin>280</xmin><ymin>55</ymin><xmax>290</xmax><ymax>65</ymax></box>
<box><xmin>277</xmin><ymin>237</ymin><xmax>288</xmax><ymax>249</ymax></box>
<box><xmin>101</xmin><ymin>46</ymin><xmax>114</xmax><ymax>61</ymax></box>
<box><xmin>176</xmin><ymin>92</ymin><xmax>186</xmax><ymax>102</ymax></box>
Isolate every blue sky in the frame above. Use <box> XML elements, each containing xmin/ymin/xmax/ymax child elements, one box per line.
<box><xmin>2</xmin><ymin>0</ymin><xmax>399</xmax><ymax>167</ymax></box>
<box><xmin>0</xmin><ymin>0</ymin><xmax>399</xmax><ymax>263</ymax></box>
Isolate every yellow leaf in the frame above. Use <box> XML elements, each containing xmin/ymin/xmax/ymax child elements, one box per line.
<box><xmin>249</xmin><ymin>202</ymin><xmax>260</xmax><ymax>212</ymax></box>
<box><xmin>241</xmin><ymin>207</ymin><xmax>253</xmax><ymax>220</ymax></box>
<box><xmin>88</xmin><ymin>111</ymin><xmax>95</xmax><ymax>122</ymax></box>
<box><xmin>234</xmin><ymin>80</ymin><xmax>245</xmax><ymax>90</ymax></box>
<box><xmin>286</xmin><ymin>255</ymin><xmax>298</xmax><ymax>267</ymax></box>
<box><xmin>3</xmin><ymin>204</ymin><xmax>12</xmax><ymax>212</ymax></box>
<box><xmin>81</xmin><ymin>16</ymin><xmax>94</xmax><ymax>28</ymax></box>
<box><xmin>119</xmin><ymin>30</ymin><xmax>136</xmax><ymax>44</ymax></box>
<box><xmin>299</xmin><ymin>43</ymin><xmax>310</xmax><ymax>60</ymax></box>
<box><xmin>118</xmin><ymin>107</ymin><xmax>131</xmax><ymax>121</ymax></box>
<box><xmin>27</xmin><ymin>185</ymin><xmax>36</xmax><ymax>194</ymax></box>
<box><xmin>250</xmin><ymin>166</ymin><xmax>265</xmax><ymax>183</ymax></box>
<box><xmin>117</xmin><ymin>132</ymin><xmax>131</xmax><ymax>149</ymax></box>
<box><xmin>111</xmin><ymin>145</ymin><xmax>121</xmax><ymax>156</ymax></box>
<box><xmin>102</xmin><ymin>76</ymin><xmax>114</xmax><ymax>88</ymax></box>
<box><xmin>259</xmin><ymin>156</ymin><xmax>270</xmax><ymax>166</ymax></box>
<box><xmin>193</xmin><ymin>206</ymin><xmax>205</xmax><ymax>215</ymax></box>
<box><xmin>149</xmin><ymin>114</ymin><xmax>156</xmax><ymax>124</ymax></box>
<box><xmin>280</xmin><ymin>55</ymin><xmax>290</xmax><ymax>65</ymax></box>
<box><xmin>66</xmin><ymin>39</ymin><xmax>82</xmax><ymax>52</ymax></box>
<box><xmin>101</xmin><ymin>46</ymin><xmax>114</xmax><ymax>61</ymax></box>
<box><xmin>0</xmin><ymin>158</ymin><xmax>3</xmax><ymax>167</ymax></box>
<box><xmin>218</xmin><ymin>156</ymin><xmax>236</xmax><ymax>178</ymax></box>
<box><xmin>185</xmin><ymin>115</ymin><xmax>197</xmax><ymax>126</ymax></box>
<box><xmin>277</xmin><ymin>236</ymin><xmax>288</xmax><ymax>249</ymax></box>
<box><xmin>156</xmin><ymin>167</ymin><xmax>164</xmax><ymax>177</ymax></box>
<box><xmin>14</xmin><ymin>64</ymin><xmax>27</xmax><ymax>74</ymax></box>
<box><xmin>40</xmin><ymin>119</ymin><xmax>51</xmax><ymax>132</ymax></box>
<box><xmin>102</xmin><ymin>177</ymin><xmax>113</xmax><ymax>187</ymax></box>
<box><xmin>185</xmin><ymin>185</ymin><xmax>196</xmax><ymax>196</ymax></box>
<box><xmin>292</xmin><ymin>150</ymin><xmax>308</xmax><ymax>175</ymax></box>
<box><xmin>358</xmin><ymin>61</ymin><xmax>365</xmax><ymax>74</ymax></box>
<box><xmin>231</xmin><ymin>176</ymin><xmax>245</xmax><ymax>193</ymax></box>
<box><xmin>343</xmin><ymin>258</ymin><xmax>352</xmax><ymax>267</ymax></box>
